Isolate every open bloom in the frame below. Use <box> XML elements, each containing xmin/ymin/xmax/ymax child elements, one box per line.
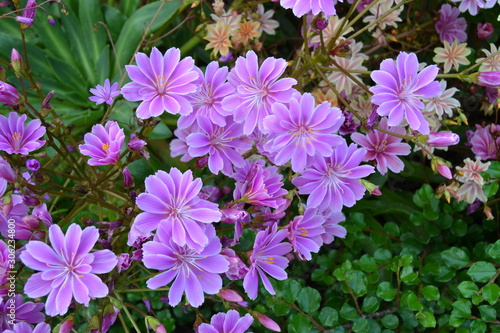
<box><xmin>20</xmin><ymin>224</ymin><xmax>117</xmax><ymax>316</ymax></box>
<box><xmin>132</xmin><ymin>168</ymin><xmax>221</xmax><ymax>252</ymax></box>
<box><xmin>0</xmin><ymin>112</ymin><xmax>46</xmax><ymax>155</ymax></box>
<box><xmin>15</xmin><ymin>0</ymin><xmax>36</xmax><ymax>27</ymax></box>
<box><xmin>292</xmin><ymin>140</ymin><xmax>375</xmax><ymax>211</ymax></box>
<box><xmin>319</xmin><ymin>208</ymin><xmax>346</xmax><ymax>244</ymax></box>
<box><xmin>451</xmin><ymin>0</ymin><xmax>496</xmax><ymax>16</ymax></box>
<box><xmin>469</xmin><ymin>124</ymin><xmax>498</xmax><ymax>160</ymax></box>
<box><xmin>3</xmin><ymin>322</ymin><xmax>51</xmax><ymax>333</ymax></box>
<box><xmin>280</xmin><ymin>0</ymin><xmax>339</xmax><ymax>17</ymax></box>
<box><xmin>435</xmin><ymin>4</ymin><xmax>467</xmax><ymax>43</ymax></box>
<box><xmin>222</xmin><ymin>51</ymin><xmax>297</xmax><ymax>135</ymax></box>
<box><xmin>79</xmin><ymin>121</ymin><xmax>125</xmax><ymax>166</ymax></box>
<box><xmin>422</xmin><ymin>80</ymin><xmax>460</xmax><ymax>119</ymax></box>
<box><xmin>263</xmin><ymin>92</ymin><xmax>344</xmax><ymax>172</ymax></box>
<box><xmin>243</xmin><ymin>224</ymin><xmax>292</xmax><ymax>300</ymax></box>
<box><xmin>0</xmin><ymin>295</ymin><xmax>44</xmax><ymax>330</ymax></box>
<box><xmin>476</xmin><ymin>44</ymin><xmax>500</xmax><ymax>72</ymax></box>
<box><xmin>433</xmin><ymin>40</ymin><xmax>470</xmax><ymax>73</ymax></box>
<box><xmin>204</xmin><ymin>20</ymin><xmax>232</xmax><ymax>57</ymax></box>
<box><xmin>89</xmin><ymin>79</ymin><xmax>120</xmax><ymax>105</ymax></box>
<box><xmin>143</xmin><ymin>225</ymin><xmax>228</xmax><ymax>307</ymax></box>
<box><xmin>198</xmin><ymin>310</ymin><xmax>254</xmax><ymax>333</ymax></box>
<box><xmin>122</xmin><ymin>47</ymin><xmax>199</xmax><ymax>119</ymax></box>
<box><xmin>370</xmin><ymin>52</ymin><xmax>441</xmax><ymax>134</ymax></box>
<box><xmin>287</xmin><ymin>208</ymin><xmax>325</xmax><ymax>260</ymax></box>
<box><xmin>456</xmin><ymin>158</ymin><xmax>490</xmax><ymax>203</ymax></box>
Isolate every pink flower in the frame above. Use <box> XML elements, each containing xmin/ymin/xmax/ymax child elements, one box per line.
<box><xmin>477</xmin><ymin>23</ymin><xmax>494</xmax><ymax>40</ymax></box>
<box><xmin>79</xmin><ymin>121</ymin><xmax>125</xmax><ymax>166</ymax></box>
<box><xmin>279</xmin><ymin>0</ymin><xmax>339</xmax><ymax>17</ymax></box>
<box><xmin>435</xmin><ymin>4</ymin><xmax>467</xmax><ymax>43</ymax></box>
<box><xmin>427</xmin><ymin>132</ymin><xmax>460</xmax><ymax>147</ymax></box>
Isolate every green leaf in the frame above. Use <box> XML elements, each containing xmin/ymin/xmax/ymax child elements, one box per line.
<box><xmin>381</xmin><ymin>314</ymin><xmax>398</xmax><ymax>329</ymax></box>
<box><xmin>421</xmin><ymin>285</ymin><xmax>440</xmax><ymax>301</ymax></box>
<box><xmin>319</xmin><ymin>307</ymin><xmax>338</xmax><ymax>327</ymax></box>
<box><xmin>470</xmin><ymin>319</ymin><xmax>487</xmax><ymax>333</ymax></box>
<box><xmin>482</xmin><ymin>283</ymin><xmax>500</xmax><ymax>305</ymax></box>
<box><xmin>374</xmin><ymin>249</ymin><xmax>392</xmax><ymax>264</ymax></box>
<box><xmin>448</xmin><ymin>314</ymin><xmax>465</xmax><ymax>327</ymax></box>
<box><xmin>282</xmin><ymin>279</ymin><xmax>302</xmax><ymax>304</ymax></box>
<box><xmin>400</xmin><ymin>266</ymin><xmax>418</xmax><ymax>284</ymax></box>
<box><xmin>457</xmin><ymin>281</ymin><xmax>479</xmax><ymax>298</ymax></box>
<box><xmin>340</xmin><ymin>303</ymin><xmax>359</xmax><ymax>320</ymax></box>
<box><xmin>441</xmin><ymin>247</ymin><xmax>470</xmax><ymax>269</ymax></box>
<box><xmin>362</xmin><ymin>296</ymin><xmax>380</xmax><ymax>313</ymax></box>
<box><xmin>287</xmin><ymin>313</ymin><xmax>313</xmax><ymax>333</ymax></box>
<box><xmin>416</xmin><ymin>311</ymin><xmax>436</xmax><ymax>328</ymax></box>
<box><xmin>149</xmin><ymin>121</ymin><xmax>173</xmax><ymax>139</ymax></box>
<box><xmin>79</xmin><ymin>0</ymin><xmax>106</xmax><ymax>63</ymax></box>
<box><xmin>348</xmin><ymin>271</ymin><xmax>368</xmax><ymax>296</ymax></box>
<box><xmin>486</xmin><ymin>161</ymin><xmax>500</xmax><ymax>178</ymax></box>
<box><xmin>359</xmin><ymin>255</ymin><xmax>378</xmax><ymax>272</ymax></box>
<box><xmin>297</xmin><ymin>287</ymin><xmax>321</xmax><ymax>314</ymax></box>
<box><xmin>451</xmin><ymin>299</ymin><xmax>472</xmax><ymax>318</ymax></box>
<box><xmin>478</xmin><ymin>305</ymin><xmax>497</xmax><ymax>322</ymax></box>
<box><xmin>407</xmin><ymin>292</ymin><xmax>423</xmax><ymax>311</ymax></box>
<box><xmin>467</xmin><ymin>262</ymin><xmax>497</xmax><ymax>283</ymax></box>
<box><xmin>483</xmin><ymin>182</ymin><xmax>499</xmax><ymax>197</ymax></box>
<box><xmin>377</xmin><ymin>282</ymin><xmax>397</xmax><ymax>301</ymax></box>
<box><xmin>487</xmin><ymin>240</ymin><xmax>500</xmax><ymax>259</ymax></box>
<box><xmin>353</xmin><ymin>318</ymin><xmax>370</xmax><ymax>333</ymax></box>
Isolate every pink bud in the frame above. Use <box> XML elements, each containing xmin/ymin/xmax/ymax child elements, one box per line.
<box><xmin>59</xmin><ymin>317</ymin><xmax>74</xmax><ymax>333</ymax></box>
<box><xmin>427</xmin><ymin>132</ymin><xmax>460</xmax><ymax>147</ymax></box>
<box><xmin>156</xmin><ymin>324</ymin><xmax>167</xmax><ymax>333</ymax></box>
<box><xmin>11</xmin><ymin>49</ymin><xmax>22</xmax><ymax>75</ymax></box>
<box><xmin>315</xmin><ymin>18</ymin><xmax>328</xmax><ymax>30</ymax></box>
<box><xmin>477</xmin><ymin>23</ymin><xmax>493</xmax><ymax>40</ymax></box>
<box><xmin>484</xmin><ymin>205</ymin><xmax>494</xmax><ymax>220</ymax></box>
<box><xmin>477</xmin><ymin>71</ymin><xmax>500</xmax><ymax>88</ymax></box>
<box><xmin>256</xmin><ymin>313</ymin><xmax>281</xmax><ymax>332</ymax></box>
<box><xmin>122</xmin><ymin>167</ymin><xmax>134</xmax><ymax>188</ymax></box>
<box><xmin>0</xmin><ymin>81</ymin><xmax>20</xmax><ymax>106</ymax></box>
<box><xmin>437</xmin><ymin>163</ymin><xmax>452</xmax><ymax>179</ymax></box>
<box><xmin>219</xmin><ymin>289</ymin><xmax>244</xmax><ymax>303</ymax></box>
<box><xmin>372</xmin><ymin>187</ymin><xmax>382</xmax><ymax>196</ymax></box>
<box><xmin>128</xmin><ymin>138</ymin><xmax>147</xmax><ymax>151</ymax></box>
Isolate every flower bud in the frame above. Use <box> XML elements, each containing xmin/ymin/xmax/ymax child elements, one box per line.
<box><xmin>58</xmin><ymin>317</ymin><xmax>74</xmax><ymax>333</ymax></box>
<box><xmin>315</xmin><ymin>18</ymin><xmax>328</xmax><ymax>30</ymax></box>
<box><xmin>128</xmin><ymin>138</ymin><xmax>147</xmax><ymax>151</ymax></box>
<box><xmin>484</xmin><ymin>205</ymin><xmax>494</xmax><ymax>220</ymax></box>
<box><xmin>0</xmin><ymin>81</ymin><xmax>20</xmax><ymax>106</ymax></box>
<box><xmin>255</xmin><ymin>313</ymin><xmax>281</xmax><ymax>332</ymax></box>
<box><xmin>477</xmin><ymin>23</ymin><xmax>493</xmax><ymax>40</ymax></box>
<box><xmin>42</xmin><ymin>90</ymin><xmax>55</xmax><ymax>110</ymax></box>
<box><xmin>122</xmin><ymin>167</ymin><xmax>134</xmax><ymax>188</ymax></box>
<box><xmin>427</xmin><ymin>132</ymin><xmax>460</xmax><ymax>147</ymax></box>
<box><xmin>47</xmin><ymin>15</ymin><xmax>55</xmax><ymax>26</ymax></box>
<box><xmin>437</xmin><ymin>163</ymin><xmax>452</xmax><ymax>179</ymax></box>
<box><xmin>26</xmin><ymin>159</ymin><xmax>40</xmax><ymax>171</ymax></box>
<box><xmin>221</xmin><ymin>248</ymin><xmax>249</xmax><ymax>280</ymax></box>
<box><xmin>195</xmin><ymin>156</ymin><xmax>209</xmax><ymax>169</ymax></box>
<box><xmin>219</xmin><ymin>289</ymin><xmax>244</xmax><ymax>303</ymax></box>
<box><xmin>10</xmin><ymin>49</ymin><xmax>22</xmax><ymax>77</ymax></box>
<box><xmin>117</xmin><ymin>253</ymin><xmax>131</xmax><ymax>272</ymax></box>
<box><xmin>476</xmin><ymin>71</ymin><xmax>500</xmax><ymax>88</ymax></box>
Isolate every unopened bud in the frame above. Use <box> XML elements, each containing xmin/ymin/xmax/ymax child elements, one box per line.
<box><xmin>477</xmin><ymin>23</ymin><xmax>493</xmax><ymax>40</ymax></box>
<box><xmin>426</xmin><ymin>132</ymin><xmax>460</xmax><ymax>147</ymax></box>
<box><xmin>476</xmin><ymin>71</ymin><xmax>500</xmax><ymax>88</ymax></box>
<box><xmin>122</xmin><ymin>167</ymin><xmax>134</xmax><ymax>188</ymax></box>
<box><xmin>26</xmin><ymin>159</ymin><xmax>40</xmax><ymax>171</ymax></box>
<box><xmin>315</xmin><ymin>18</ymin><xmax>328</xmax><ymax>30</ymax></box>
<box><xmin>255</xmin><ymin>312</ymin><xmax>281</xmax><ymax>332</ymax></box>
<box><xmin>11</xmin><ymin>49</ymin><xmax>22</xmax><ymax>77</ymax></box>
<box><xmin>484</xmin><ymin>205</ymin><xmax>494</xmax><ymax>220</ymax></box>
<box><xmin>58</xmin><ymin>317</ymin><xmax>74</xmax><ymax>333</ymax></box>
<box><xmin>47</xmin><ymin>15</ymin><xmax>55</xmax><ymax>26</ymax></box>
<box><xmin>219</xmin><ymin>289</ymin><xmax>244</xmax><ymax>303</ymax></box>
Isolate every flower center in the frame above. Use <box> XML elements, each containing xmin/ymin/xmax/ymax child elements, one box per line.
<box><xmin>12</xmin><ymin>132</ymin><xmax>21</xmax><ymax>141</ymax></box>
<box><xmin>375</xmin><ymin>139</ymin><xmax>388</xmax><ymax>152</ymax></box>
<box><xmin>102</xmin><ymin>143</ymin><xmax>110</xmax><ymax>153</ymax></box>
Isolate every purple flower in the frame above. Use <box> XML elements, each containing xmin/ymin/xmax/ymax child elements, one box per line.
<box><xmin>0</xmin><ymin>240</ymin><xmax>11</xmax><ymax>297</ymax></box>
<box><xmin>339</xmin><ymin>110</ymin><xmax>360</xmax><ymax>135</ymax></box>
<box><xmin>143</xmin><ymin>225</ymin><xmax>229</xmax><ymax>307</ymax></box>
<box><xmin>0</xmin><ymin>195</ymin><xmax>29</xmax><ymax>240</ymax></box>
<box><xmin>170</xmin><ymin>127</ymin><xmax>197</xmax><ymax>162</ymax></box>
<box><xmin>370</xmin><ymin>52</ymin><xmax>441</xmax><ymax>134</ymax></box>
<box><xmin>476</xmin><ymin>71</ymin><xmax>500</xmax><ymax>88</ymax></box>
<box><xmin>9</xmin><ymin>203</ymin><xmax>53</xmax><ymax>241</ymax></box>
<box><xmin>319</xmin><ymin>208</ymin><xmax>346</xmax><ymax>244</ymax></box>
<box><xmin>292</xmin><ymin>140</ymin><xmax>375</xmax><ymax>211</ymax></box>
<box><xmin>280</xmin><ymin>0</ymin><xmax>339</xmax><ymax>17</ymax></box>
<box><xmin>122</xmin><ymin>47</ymin><xmax>199</xmax><ymax>119</ymax></box>
<box><xmin>20</xmin><ymin>224</ymin><xmax>118</xmax><ymax>316</ymax></box>
<box><xmin>198</xmin><ymin>310</ymin><xmax>254</xmax><ymax>333</ymax></box>
<box><xmin>287</xmin><ymin>208</ymin><xmax>325</xmax><ymax>260</ymax></box>
<box><xmin>132</xmin><ymin>168</ymin><xmax>222</xmax><ymax>252</ymax></box>
<box><xmin>187</xmin><ymin>116</ymin><xmax>252</xmax><ymax>175</ymax></box>
<box><xmin>89</xmin><ymin>307</ymin><xmax>119</xmax><ymax>333</ymax></box>
<box><xmin>0</xmin><ymin>295</ymin><xmax>44</xmax><ymax>330</ymax></box>
<box><xmin>477</xmin><ymin>23</ymin><xmax>494</xmax><ymax>40</ymax></box>
<box><xmin>262</xmin><ymin>92</ymin><xmax>344</xmax><ymax>172</ymax></box>
<box><xmin>435</xmin><ymin>4</ymin><xmax>467</xmax><ymax>43</ymax></box>
<box><xmin>0</xmin><ymin>113</ymin><xmax>46</xmax><ymax>155</ymax></box>
<box><xmin>470</xmin><ymin>124</ymin><xmax>498</xmax><ymax>160</ymax></box>
<box><xmin>89</xmin><ymin>79</ymin><xmax>120</xmax><ymax>105</ymax></box>
<box><xmin>232</xmin><ymin>160</ymin><xmax>288</xmax><ymax>208</ymax></box>
<box><xmin>222</xmin><ymin>248</ymin><xmax>249</xmax><ymax>280</ymax></box>
<box><xmin>351</xmin><ymin>118</ymin><xmax>411</xmax><ymax>175</ymax></box>
<box><xmin>0</xmin><ymin>157</ymin><xmax>15</xmax><ymax>197</ymax></box>
<box><xmin>451</xmin><ymin>0</ymin><xmax>496</xmax><ymax>15</ymax></box>
<box><xmin>427</xmin><ymin>132</ymin><xmax>460</xmax><ymax>147</ymax></box>
<box><xmin>79</xmin><ymin>121</ymin><xmax>125</xmax><ymax>166</ymax></box>
<box><xmin>178</xmin><ymin>61</ymin><xmax>235</xmax><ymax>128</ymax></box>
<box><xmin>15</xmin><ymin>0</ymin><xmax>36</xmax><ymax>28</ymax></box>
<box><xmin>222</xmin><ymin>51</ymin><xmax>297</xmax><ymax>135</ymax></box>
<box><xmin>26</xmin><ymin>159</ymin><xmax>40</xmax><ymax>171</ymax></box>
<box><xmin>243</xmin><ymin>223</ymin><xmax>292</xmax><ymax>300</ymax></box>
<box><xmin>3</xmin><ymin>322</ymin><xmax>51</xmax><ymax>333</ymax></box>
<box><xmin>0</xmin><ymin>82</ymin><xmax>20</xmax><ymax>106</ymax></box>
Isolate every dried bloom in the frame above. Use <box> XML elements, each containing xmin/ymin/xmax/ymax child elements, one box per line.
<box><xmin>0</xmin><ymin>82</ymin><xmax>20</xmax><ymax>106</ymax></box>
<box><xmin>122</xmin><ymin>47</ymin><xmax>199</xmax><ymax>119</ymax></box>
<box><xmin>370</xmin><ymin>52</ymin><xmax>441</xmax><ymax>134</ymax></box>
<box><xmin>451</xmin><ymin>0</ymin><xmax>496</xmax><ymax>16</ymax></box>
<box><xmin>292</xmin><ymin>140</ymin><xmax>375</xmax><ymax>211</ymax></box>
<box><xmin>89</xmin><ymin>307</ymin><xmax>120</xmax><ymax>333</ymax></box>
<box><xmin>205</xmin><ymin>21</ymin><xmax>232</xmax><ymax>57</ymax></box>
<box><xmin>435</xmin><ymin>4</ymin><xmax>467</xmax><ymax>44</ymax></box>
<box><xmin>89</xmin><ymin>79</ymin><xmax>120</xmax><ymax>105</ymax></box>
<box><xmin>469</xmin><ymin>124</ymin><xmax>498</xmax><ymax>160</ymax></box>
<box><xmin>79</xmin><ymin>121</ymin><xmax>125</xmax><ymax>166</ymax></box>
<box><xmin>198</xmin><ymin>310</ymin><xmax>254</xmax><ymax>333</ymax></box>
<box><xmin>351</xmin><ymin>118</ymin><xmax>411</xmax><ymax>175</ymax></box>
<box><xmin>233</xmin><ymin>21</ymin><xmax>261</xmax><ymax>47</ymax></box>
<box><xmin>433</xmin><ymin>40</ymin><xmax>471</xmax><ymax>74</ymax></box>
<box><xmin>3</xmin><ymin>322</ymin><xmax>51</xmax><ymax>333</ymax></box>
<box><xmin>327</xmin><ymin>56</ymin><xmax>367</xmax><ymax>96</ymax></box>
<box><xmin>280</xmin><ymin>0</ymin><xmax>339</xmax><ymax>17</ymax></box>
<box><xmin>339</xmin><ymin>110</ymin><xmax>360</xmax><ymax>135</ymax></box>
<box><xmin>20</xmin><ymin>224</ymin><xmax>117</xmax><ymax>316</ymax></box>
<box><xmin>222</xmin><ymin>51</ymin><xmax>297</xmax><ymax>135</ymax></box>
<box><xmin>243</xmin><ymin>224</ymin><xmax>292</xmax><ymax>300</ymax></box>
<box><xmin>0</xmin><ymin>112</ymin><xmax>46</xmax><ymax>155</ymax></box>
<box><xmin>477</xmin><ymin>23</ymin><xmax>494</xmax><ymax>40</ymax></box>
<box><xmin>211</xmin><ymin>9</ymin><xmax>241</xmax><ymax>32</ymax></box>
<box><xmin>15</xmin><ymin>0</ymin><xmax>37</xmax><ymax>28</ymax></box>
<box><xmin>143</xmin><ymin>225</ymin><xmax>229</xmax><ymax>307</ymax></box>
<box><xmin>422</xmin><ymin>80</ymin><xmax>460</xmax><ymax>119</ymax></box>
<box><xmin>133</xmin><ymin>168</ymin><xmax>221</xmax><ymax>252</ymax></box>
<box><xmin>456</xmin><ymin>158</ymin><xmax>490</xmax><ymax>203</ymax></box>
<box><xmin>476</xmin><ymin>44</ymin><xmax>500</xmax><ymax>72</ymax></box>
<box><xmin>287</xmin><ymin>208</ymin><xmax>325</xmax><ymax>260</ymax></box>
<box><xmin>213</xmin><ymin>0</ymin><xmax>224</xmax><ymax>15</ymax></box>
<box><xmin>254</xmin><ymin>4</ymin><xmax>279</xmax><ymax>35</ymax></box>
<box><xmin>262</xmin><ymin>92</ymin><xmax>344</xmax><ymax>172</ymax></box>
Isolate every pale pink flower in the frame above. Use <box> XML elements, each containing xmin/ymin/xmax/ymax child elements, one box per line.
<box><xmin>433</xmin><ymin>40</ymin><xmax>471</xmax><ymax>73</ymax></box>
<box><xmin>476</xmin><ymin>44</ymin><xmax>500</xmax><ymax>72</ymax></box>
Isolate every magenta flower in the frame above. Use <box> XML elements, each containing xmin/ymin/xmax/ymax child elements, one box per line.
<box><xmin>170</xmin><ymin>127</ymin><xmax>197</xmax><ymax>162</ymax></box>
<box><xmin>287</xmin><ymin>208</ymin><xmax>325</xmax><ymax>260</ymax></box>
<box><xmin>319</xmin><ymin>208</ymin><xmax>346</xmax><ymax>244</ymax></box>
<box><xmin>198</xmin><ymin>310</ymin><xmax>254</xmax><ymax>333</ymax></box>
<box><xmin>222</xmin><ymin>248</ymin><xmax>249</xmax><ymax>280</ymax></box>
<box><xmin>470</xmin><ymin>124</ymin><xmax>498</xmax><ymax>160</ymax></box>
<box><xmin>143</xmin><ymin>225</ymin><xmax>229</xmax><ymax>307</ymax></box>
<box><xmin>15</xmin><ymin>0</ymin><xmax>36</xmax><ymax>27</ymax></box>
<box><xmin>20</xmin><ymin>224</ymin><xmax>118</xmax><ymax>316</ymax></box>
<box><xmin>0</xmin><ymin>240</ymin><xmax>11</xmax><ymax>297</ymax></box>
<box><xmin>89</xmin><ymin>79</ymin><xmax>120</xmax><ymax>105</ymax></box>
<box><xmin>222</xmin><ymin>51</ymin><xmax>297</xmax><ymax>135</ymax></box>
<box><xmin>351</xmin><ymin>118</ymin><xmax>411</xmax><ymax>175</ymax></box>
<box><xmin>243</xmin><ymin>223</ymin><xmax>292</xmax><ymax>300</ymax></box>
<box><xmin>435</xmin><ymin>4</ymin><xmax>467</xmax><ymax>43</ymax></box>
<box><xmin>3</xmin><ymin>322</ymin><xmax>51</xmax><ymax>333</ymax></box>
<box><xmin>427</xmin><ymin>132</ymin><xmax>460</xmax><ymax>147</ymax></box>
<box><xmin>0</xmin><ymin>156</ymin><xmax>15</xmax><ymax>197</ymax></box>
<box><xmin>292</xmin><ymin>140</ymin><xmax>375</xmax><ymax>211</ymax></box>
<box><xmin>0</xmin><ymin>295</ymin><xmax>44</xmax><ymax>330</ymax></box>
<box><xmin>476</xmin><ymin>71</ymin><xmax>500</xmax><ymax>88</ymax></box>
<box><xmin>122</xmin><ymin>47</ymin><xmax>199</xmax><ymax>119</ymax></box>
<box><xmin>477</xmin><ymin>23</ymin><xmax>494</xmax><ymax>40</ymax></box>
<box><xmin>187</xmin><ymin>116</ymin><xmax>252</xmax><ymax>175</ymax></box>
<box><xmin>370</xmin><ymin>52</ymin><xmax>441</xmax><ymax>134</ymax></box>
<box><xmin>79</xmin><ymin>121</ymin><xmax>125</xmax><ymax>166</ymax></box>
<box><xmin>451</xmin><ymin>0</ymin><xmax>496</xmax><ymax>15</ymax></box>
<box><xmin>0</xmin><ymin>82</ymin><xmax>20</xmax><ymax>106</ymax></box>
<box><xmin>232</xmin><ymin>160</ymin><xmax>288</xmax><ymax>208</ymax></box>
<box><xmin>178</xmin><ymin>61</ymin><xmax>235</xmax><ymax>128</ymax></box>
<box><xmin>262</xmin><ymin>92</ymin><xmax>344</xmax><ymax>172</ymax></box>
<box><xmin>280</xmin><ymin>0</ymin><xmax>338</xmax><ymax>17</ymax></box>
<box><xmin>0</xmin><ymin>195</ymin><xmax>29</xmax><ymax>240</ymax></box>
<box><xmin>132</xmin><ymin>168</ymin><xmax>222</xmax><ymax>252</ymax></box>
<box><xmin>0</xmin><ymin>112</ymin><xmax>46</xmax><ymax>155</ymax></box>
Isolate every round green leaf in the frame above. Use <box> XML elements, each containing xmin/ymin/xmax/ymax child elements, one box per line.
<box><xmin>467</xmin><ymin>262</ymin><xmax>497</xmax><ymax>283</ymax></box>
<box><xmin>297</xmin><ymin>287</ymin><xmax>321</xmax><ymax>314</ymax></box>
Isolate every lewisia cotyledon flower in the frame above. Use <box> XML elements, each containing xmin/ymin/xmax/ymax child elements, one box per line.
<box><xmin>351</xmin><ymin>118</ymin><xmax>411</xmax><ymax>175</ymax></box>
<box><xmin>121</xmin><ymin>47</ymin><xmax>199</xmax><ymax>119</ymax></box>
<box><xmin>0</xmin><ymin>295</ymin><xmax>44</xmax><ymax>330</ymax></box>
<box><xmin>0</xmin><ymin>82</ymin><xmax>20</xmax><ymax>106</ymax></box>
<box><xmin>222</xmin><ymin>51</ymin><xmax>297</xmax><ymax>135</ymax></box>
<box><xmin>433</xmin><ymin>40</ymin><xmax>471</xmax><ymax>74</ymax></box>
<box><xmin>3</xmin><ymin>322</ymin><xmax>51</xmax><ymax>333</ymax></box>
<box><xmin>263</xmin><ymin>92</ymin><xmax>344</xmax><ymax>172</ymax></box>
<box><xmin>143</xmin><ymin>224</ymin><xmax>228</xmax><ymax>307</ymax></box>
<box><xmin>451</xmin><ymin>0</ymin><xmax>496</xmax><ymax>16</ymax></box>
<box><xmin>435</xmin><ymin>4</ymin><xmax>467</xmax><ymax>44</ymax></box>
<box><xmin>280</xmin><ymin>0</ymin><xmax>338</xmax><ymax>17</ymax></box>
<box><xmin>370</xmin><ymin>52</ymin><xmax>441</xmax><ymax>134</ymax></box>
<box><xmin>469</xmin><ymin>124</ymin><xmax>499</xmax><ymax>160</ymax></box>
<box><xmin>243</xmin><ymin>223</ymin><xmax>292</xmax><ymax>300</ymax></box>
<box><xmin>89</xmin><ymin>79</ymin><xmax>121</xmax><ymax>105</ymax></box>
<box><xmin>0</xmin><ymin>112</ymin><xmax>46</xmax><ymax>155</ymax></box>
<box><xmin>456</xmin><ymin>158</ymin><xmax>490</xmax><ymax>203</ymax></box>
<box><xmin>198</xmin><ymin>310</ymin><xmax>254</xmax><ymax>333</ymax></box>
<box><xmin>132</xmin><ymin>168</ymin><xmax>222</xmax><ymax>252</ymax></box>
<box><xmin>79</xmin><ymin>121</ymin><xmax>125</xmax><ymax>166</ymax></box>
<box><xmin>287</xmin><ymin>208</ymin><xmax>325</xmax><ymax>261</ymax></box>
<box><xmin>20</xmin><ymin>224</ymin><xmax>118</xmax><ymax>316</ymax></box>
<box><xmin>292</xmin><ymin>140</ymin><xmax>375</xmax><ymax>211</ymax></box>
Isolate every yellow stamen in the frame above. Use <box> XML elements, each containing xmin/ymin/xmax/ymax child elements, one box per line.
<box><xmin>102</xmin><ymin>143</ymin><xmax>110</xmax><ymax>153</ymax></box>
<box><xmin>12</xmin><ymin>132</ymin><xmax>21</xmax><ymax>141</ymax></box>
